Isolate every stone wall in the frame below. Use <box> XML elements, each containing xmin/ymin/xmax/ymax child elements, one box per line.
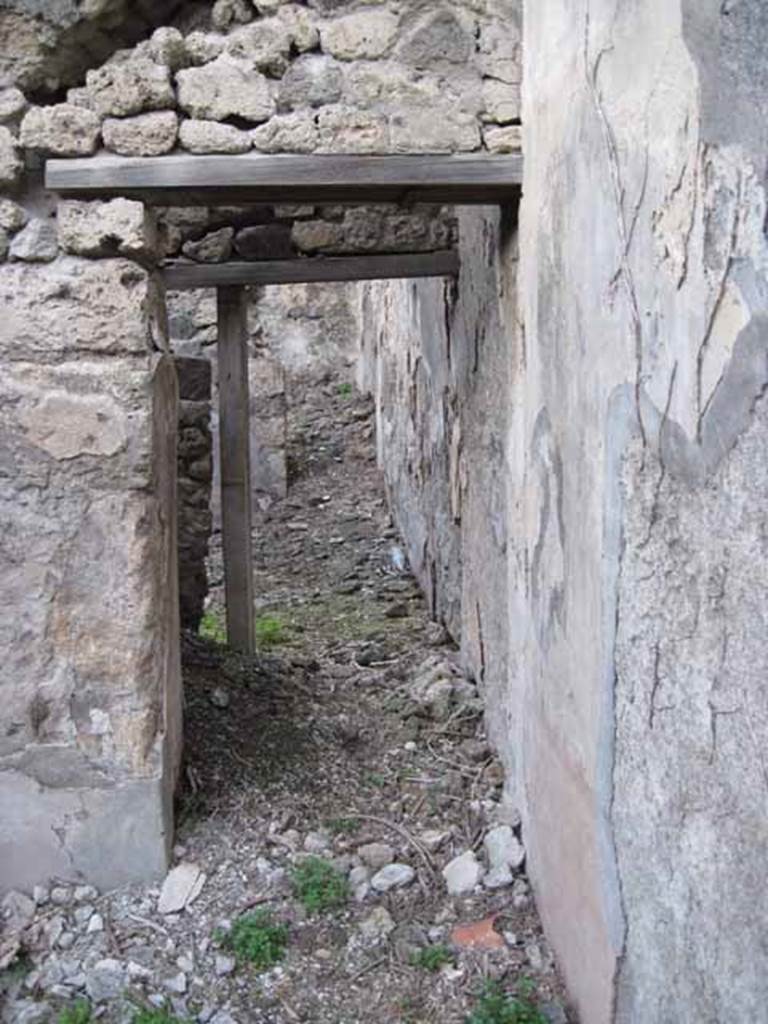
<box><xmin>517</xmin><ymin>1</ymin><xmax>768</xmax><ymax>1021</ymax></box>
<box><xmin>0</xmin><ymin>242</ymin><xmax>181</xmax><ymax>892</ymax></box>
<box><xmin>175</xmin><ymin>357</ymin><xmax>213</xmax><ymax>630</ymax></box>
<box><xmin>358</xmin><ymin>203</ymin><xmax>517</xmax><ymax>763</ymax></box>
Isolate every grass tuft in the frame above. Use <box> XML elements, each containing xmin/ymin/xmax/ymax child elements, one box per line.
<box><xmin>466</xmin><ymin>981</ymin><xmax>549</xmax><ymax>1024</ymax></box>
<box><xmin>254</xmin><ymin>614</ymin><xmax>289</xmax><ymax>648</ymax></box>
<box><xmin>199</xmin><ymin>609</ymin><xmax>226</xmax><ymax>645</ymax></box>
<box><xmin>57</xmin><ymin>1002</ymin><xmax>92</xmax><ymax>1024</ymax></box>
<box><xmin>222</xmin><ymin>910</ymin><xmax>289</xmax><ymax>971</ymax></box>
<box><xmin>291</xmin><ymin>856</ymin><xmax>349</xmax><ymax>914</ymax></box>
<box><xmin>410</xmin><ymin>944</ymin><xmax>454</xmax><ymax>972</ymax></box>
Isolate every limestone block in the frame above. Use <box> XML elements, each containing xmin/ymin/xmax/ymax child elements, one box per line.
<box><xmin>483</xmin><ymin>125</ymin><xmax>522</xmax><ymax>153</ymax></box>
<box><xmin>481</xmin><ymin>80</ymin><xmax>520</xmax><ymax>124</ymax></box>
<box><xmin>58</xmin><ymin>199</ymin><xmax>157</xmax><ymax>259</ymax></box>
<box><xmin>278</xmin><ymin>54</ymin><xmax>343</xmax><ymax>110</ymax></box>
<box><xmin>9</xmin><ymin>219</ymin><xmax>58</xmax><ymax>263</ymax></box>
<box><xmin>343</xmin><ymin>61</ymin><xmax>424</xmax><ymax>107</ymax></box>
<box><xmin>182</xmin><ymin>227</ymin><xmax>234</xmax><ymax>263</ymax></box>
<box><xmin>234</xmin><ymin>223</ymin><xmax>294</xmax><ymax>259</ymax></box>
<box><xmin>86</xmin><ymin>58</ymin><xmax>175</xmax><ymax>118</ymax></box>
<box><xmin>477</xmin><ymin>20</ymin><xmax>522</xmax><ymax>85</ymax></box>
<box><xmin>0</xmin><ymin>126</ymin><xmax>22</xmax><ymax>188</ymax></box>
<box><xmin>211</xmin><ymin>0</ymin><xmax>253</xmax><ymax>31</ymax></box>
<box><xmin>397</xmin><ymin>11</ymin><xmax>473</xmax><ymax>67</ymax></box>
<box><xmin>390</xmin><ymin>106</ymin><xmax>480</xmax><ymax>153</ymax></box>
<box><xmin>252</xmin><ymin>111</ymin><xmax>318</xmax><ymax>153</ymax></box>
<box><xmin>277</xmin><ymin>4</ymin><xmax>320</xmax><ymax>53</ymax></box>
<box><xmin>226</xmin><ymin>19</ymin><xmax>292</xmax><ymax>77</ymax></box>
<box><xmin>320</xmin><ymin>9</ymin><xmax>399</xmax><ymax>61</ymax></box>
<box><xmin>292</xmin><ymin>219</ymin><xmax>345</xmax><ymax>253</ymax></box>
<box><xmin>0</xmin><ymin>258</ymin><xmax>166</xmax><ymax>358</ymax></box>
<box><xmin>0</xmin><ymin>198</ymin><xmax>28</xmax><ymax>233</ymax></box>
<box><xmin>66</xmin><ymin>87</ymin><xmax>94</xmax><ymax>110</ymax></box>
<box><xmin>102</xmin><ymin>111</ymin><xmax>179</xmax><ymax>157</ymax></box>
<box><xmin>0</xmin><ymin>87</ymin><xmax>28</xmax><ymax>124</ymax></box>
<box><xmin>179</xmin><ymin>120</ymin><xmax>252</xmax><ymax>155</ymax></box>
<box><xmin>19</xmin><ymin>103</ymin><xmax>101</xmax><ymax>157</ymax></box>
<box><xmin>148</xmin><ymin>28</ymin><xmax>189</xmax><ymax>72</ymax></box>
<box><xmin>185</xmin><ymin>31</ymin><xmax>227</xmax><ymax>66</ymax></box>
<box><xmin>316</xmin><ymin>105</ymin><xmax>389</xmax><ymax>154</ymax></box>
<box><xmin>177</xmin><ymin>56</ymin><xmax>275</xmax><ymax>122</ymax></box>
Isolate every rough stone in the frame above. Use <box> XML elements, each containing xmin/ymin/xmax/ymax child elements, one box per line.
<box><xmin>179</xmin><ymin>120</ymin><xmax>252</xmax><ymax>155</ymax></box>
<box><xmin>177</xmin><ymin>56</ymin><xmax>275</xmax><ymax>122</ymax></box>
<box><xmin>251</xmin><ymin>111</ymin><xmax>318</xmax><ymax>153</ymax></box>
<box><xmin>19</xmin><ymin>103</ymin><xmax>101</xmax><ymax>157</ymax></box>
<box><xmin>442</xmin><ymin>850</ymin><xmax>482</xmax><ymax>895</ymax></box>
<box><xmin>234</xmin><ymin>223</ymin><xmax>294</xmax><ymax>260</ymax></box>
<box><xmin>278</xmin><ymin>55</ymin><xmax>343</xmax><ymax>109</ymax></box>
<box><xmin>85</xmin><ymin>959</ymin><xmax>125</xmax><ymax>1002</ymax></box>
<box><xmin>58</xmin><ymin>199</ymin><xmax>157</xmax><ymax>259</ymax></box>
<box><xmin>102</xmin><ymin>111</ymin><xmax>179</xmax><ymax>157</ymax></box>
<box><xmin>9</xmin><ymin>218</ymin><xmax>58</xmax><ymax>263</ymax></box>
<box><xmin>226</xmin><ymin>19</ymin><xmax>292</xmax><ymax>76</ymax></box>
<box><xmin>316</xmin><ymin>105</ymin><xmax>388</xmax><ymax>154</ymax></box>
<box><xmin>357</xmin><ymin>842</ymin><xmax>395</xmax><ymax>870</ymax></box>
<box><xmin>158</xmin><ymin>863</ymin><xmax>206</xmax><ymax>915</ymax></box>
<box><xmin>481</xmin><ymin>80</ymin><xmax>520</xmax><ymax>125</ymax></box>
<box><xmin>183</xmin><ymin>227</ymin><xmax>234</xmax><ymax>263</ymax></box>
<box><xmin>483</xmin><ymin>125</ymin><xmax>522</xmax><ymax>153</ymax></box>
<box><xmin>320</xmin><ymin>9</ymin><xmax>399</xmax><ymax>61</ymax></box>
<box><xmin>185</xmin><ymin>31</ymin><xmax>227</xmax><ymax>66</ymax></box>
<box><xmin>370</xmin><ymin>863</ymin><xmax>415</xmax><ymax>892</ymax></box>
<box><xmin>0</xmin><ymin>87</ymin><xmax>28</xmax><ymax>124</ymax></box>
<box><xmin>211</xmin><ymin>0</ymin><xmax>253</xmax><ymax>31</ymax></box>
<box><xmin>359</xmin><ymin>906</ymin><xmax>396</xmax><ymax>943</ymax></box>
<box><xmin>86</xmin><ymin>58</ymin><xmax>175</xmax><ymax>118</ymax></box>
<box><xmin>149</xmin><ymin>28</ymin><xmax>189</xmax><ymax>71</ymax></box>
<box><xmin>0</xmin><ymin>126</ymin><xmax>22</xmax><ymax>188</ymax></box>
<box><xmin>397</xmin><ymin>11</ymin><xmax>473</xmax><ymax>67</ymax></box>
<box><xmin>484</xmin><ymin>826</ymin><xmax>525</xmax><ymax>872</ymax></box>
<box><xmin>291</xmin><ymin>219</ymin><xmax>345</xmax><ymax>253</ymax></box>
<box><xmin>390</xmin><ymin>105</ymin><xmax>480</xmax><ymax>154</ymax></box>
<box><xmin>277</xmin><ymin>4</ymin><xmax>320</xmax><ymax>53</ymax></box>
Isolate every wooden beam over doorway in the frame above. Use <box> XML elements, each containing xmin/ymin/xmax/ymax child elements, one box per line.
<box><xmin>216</xmin><ymin>286</ymin><xmax>255</xmax><ymax>655</ymax></box>
<box><xmin>164</xmin><ymin>251</ymin><xmax>460</xmax><ymax>291</ymax></box>
<box><xmin>45</xmin><ymin>153</ymin><xmax>523</xmax><ymax>206</ymax></box>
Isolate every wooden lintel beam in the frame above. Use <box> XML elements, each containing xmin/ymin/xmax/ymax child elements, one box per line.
<box><xmin>163</xmin><ymin>251</ymin><xmax>460</xmax><ymax>291</ymax></box>
<box><xmin>45</xmin><ymin>153</ymin><xmax>523</xmax><ymax>206</ymax></box>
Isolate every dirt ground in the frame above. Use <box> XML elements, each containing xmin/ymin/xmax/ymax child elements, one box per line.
<box><xmin>1</xmin><ymin>372</ymin><xmax>573</xmax><ymax>1024</ymax></box>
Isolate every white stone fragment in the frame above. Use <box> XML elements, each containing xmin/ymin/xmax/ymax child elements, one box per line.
<box><xmin>484</xmin><ymin>825</ymin><xmax>525</xmax><ymax>872</ymax></box>
<box><xmin>252</xmin><ymin>111</ymin><xmax>318</xmax><ymax>153</ymax></box>
<box><xmin>149</xmin><ymin>28</ymin><xmax>188</xmax><ymax>71</ymax></box>
<box><xmin>20</xmin><ymin>103</ymin><xmax>101</xmax><ymax>156</ymax></box>
<box><xmin>10</xmin><ymin>219</ymin><xmax>58</xmax><ymax>263</ymax></box>
<box><xmin>58</xmin><ymin>199</ymin><xmax>156</xmax><ymax>259</ymax></box>
<box><xmin>442</xmin><ymin>850</ymin><xmax>483</xmax><ymax>895</ymax></box>
<box><xmin>370</xmin><ymin>863</ymin><xmax>416</xmax><ymax>892</ymax></box>
<box><xmin>359</xmin><ymin>905</ymin><xmax>395</xmax><ymax>943</ymax></box>
<box><xmin>483</xmin><ymin>125</ymin><xmax>522</xmax><ymax>154</ymax></box>
<box><xmin>158</xmin><ymin>862</ymin><xmax>206</xmax><ymax>915</ymax></box>
<box><xmin>357</xmin><ymin>842</ymin><xmax>395</xmax><ymax>870</ymax></box>
<box><xmin>0</xmin><ymin>87</ymin><xmax>28</xmax><ymax>123</ymax></box>
<box><xmin>85</xmin><ymin>959</ymin><xmax>125</xmax><ymax>1002</ymax></box>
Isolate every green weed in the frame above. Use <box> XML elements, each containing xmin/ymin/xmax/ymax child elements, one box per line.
<box><xmin>337</xmin><ymin>382</ymin><xmax>353</xmax><ymax>397</ymax></box>
<box><xmin>362</xmin><ymin>770</ymin><xmax>387</xmax><ymax>789</ymax></box>
<box><xmin>254</xmin><ymin>614</ymin><xmax>289</xmax><ymax>648</ymax></box>
<box><xmin>291</xmin><ymin>856</ymin><xmax>349</xmax><ymax>914</ymax></box>
<box><xmin>410</xmin><ymin>944</ymin><xmax>454</xmax><ymax>972</ymax></box>
<box><xmin>466</xmin><ymin>981</ymin><xmax>548</xmax><ymax>1024</ymax></box>
<box><xmin>57</xmin><ymin>1001</ymin><xmax>92</xmax><ymax>1024</ymax></box>
<box><xmin>131</xmin><ymin>1009</ymin><xmax>189</xmax><ymax>1024</ymax></box>
<box><xmin>222</xmin><ymin>910</ymin><xmax>289</xmax><ymax>971</ymax></box>
<box><xmin>199</xmin><ymin>609</ymin><xmax>226</xmax><ymax>645</ymax></box>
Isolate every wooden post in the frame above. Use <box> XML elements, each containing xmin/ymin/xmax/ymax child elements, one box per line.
<box><xmin>216</xmin><ymin>286</ymin><xmax>255</xmax><ymax>654</ymax></box>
